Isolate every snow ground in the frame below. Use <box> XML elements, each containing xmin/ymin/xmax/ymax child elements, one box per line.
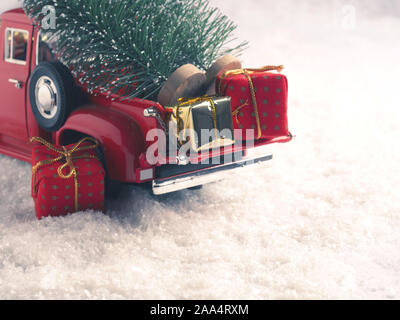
<box><xmin>1</xmin><ymin>0</ymin><xmax>400</xmax><ymax>299</ymax></box>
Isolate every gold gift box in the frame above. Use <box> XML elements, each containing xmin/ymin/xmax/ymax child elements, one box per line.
<box><xmin>166</xmin><ymin>96</ymin><xmax>235</xmax><ymax>152</ymax></box>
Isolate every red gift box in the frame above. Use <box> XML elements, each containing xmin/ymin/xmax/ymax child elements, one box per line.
<box><xmin>216</xmin><ymin>66</ymin><xmax>290</xmax><ymax>141</ymax></box>
<box><xmin>31</xmin><ymin>137</ymin><xmax>105</xmax><ymax>220</ymax></box>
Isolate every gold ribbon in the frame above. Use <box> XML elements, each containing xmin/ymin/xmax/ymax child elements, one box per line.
<box><xmin>218</xmin><ymin>65</ymin><xmax>284</xmax><ymax>140</ymax></box>
<box><xmin>168</xmin><ymin>95</ymin><xmax>219</xmax><ymax>142</ymax></box>
<box><xmin>30</xmin><ymin>137</ymin><xmax>100</xmax><ymax>212</ymax></box>
<box><xmin>231</xmin><ymin>99</ymin><xmax>249</xmax><ymax>127</ymax></box>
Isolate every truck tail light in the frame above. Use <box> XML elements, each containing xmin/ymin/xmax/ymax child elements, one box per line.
<box><xmin>139</xmin><ymin>168</ymin><xmax>154</xmax><ymax>182</ymax></box>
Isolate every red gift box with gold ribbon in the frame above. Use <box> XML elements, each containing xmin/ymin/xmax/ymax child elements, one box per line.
<box><xmin>30</xmin><ymin>137</ymin><xmax>105</xmax><ymax>220</ymax></box>
<box><xmin>216</xmin><ymin>66</ymin><xmax>290</xmax><ymax>141</ymax></box>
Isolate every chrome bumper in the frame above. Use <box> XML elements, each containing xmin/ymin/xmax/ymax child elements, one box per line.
<box><xmin>152</xmin><ymin>153</ymin><xmax>273</xmax><ymax>195</ymax></box>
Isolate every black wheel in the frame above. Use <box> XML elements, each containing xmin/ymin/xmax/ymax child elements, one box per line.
<box><xmin>29</xmin><ymin>61</ymin><xmax>77</xmax><ymax>132</ymax></box>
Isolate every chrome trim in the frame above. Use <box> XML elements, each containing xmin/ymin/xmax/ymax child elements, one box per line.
<box><xmin>35</xmin><ymin>76</ymin><xmax>58</xmax><ymax>119</ymax></box>
<box><xmin>144</xmin><ymin>107</ymin><xmax>158</xmax><ymax>117</ymax></box>
<box><xmin>152</xmin><ymin>153</ymin><xmax>273</xmax><ymax>195</ymax></box>
<box><xmin>8</xmin><ymin>78</ymin><xmax>23</xmax><ymax>89</ymax></box>
<box><xmin>36</xmin><ymin>30</ymin><xmax>40</xmax><ymax>66</ymax></box>
<box><xmin>144</xmin><ymin>106</ymin><xmax>169</xmax><ymax>133</ymax></box>
<box><xmin>4</xmin><ymin>27</ymin><xmax>28</xmax><ymax>66</ymax></box>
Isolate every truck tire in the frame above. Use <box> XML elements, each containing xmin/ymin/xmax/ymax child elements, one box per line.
<box><xmin>29</xmin><ymin>61</ymin><xmax>77</xmax><ymax>132</ymax></box>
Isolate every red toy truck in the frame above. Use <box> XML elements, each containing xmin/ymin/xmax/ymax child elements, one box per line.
<box><xmin>0</xmin><ymin>8</ymin><xmax>291</xmax><ymax>195</ymax></box>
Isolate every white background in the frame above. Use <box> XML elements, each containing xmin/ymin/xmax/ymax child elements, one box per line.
<box><xmin>0</xmin><ymin>0</ymin><xmax>399</xmax><ymax>299</ymax></box>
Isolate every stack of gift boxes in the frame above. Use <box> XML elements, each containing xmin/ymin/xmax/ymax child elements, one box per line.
<box><xmin>166</xmin><ymin>60</ymin><xmax>291</xmax><ymax>153</ymax></box>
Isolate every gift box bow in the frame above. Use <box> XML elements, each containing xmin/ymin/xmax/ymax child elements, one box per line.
<box><xmin>30</xmin><ymin>136</ymin><xmax>100</xmax><ymax>212</ymax></box>
<box><xmin>218</xmin><ymin>65</ymin><xmax>284</xmax><ymax>139</ymax></box>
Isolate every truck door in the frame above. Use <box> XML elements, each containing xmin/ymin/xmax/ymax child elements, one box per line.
<box><xmin>0</xmin><ymin>25</ymin><xmax>33</xmax><ymax>142</ymax></box>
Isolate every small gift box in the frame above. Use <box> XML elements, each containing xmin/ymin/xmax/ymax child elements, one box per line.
<box><xmin>216</xmin><ymin>65</ymin><xmax>290</xmax><ymax>141</ymax></box>
<box><xmin>30</xmin><ymin>137</ymin><xmax>105</xmax><ymax>220</ymax></box>
<box><xmin>167</xmin><ymin>96</ymin><xmax>235</xmax><ymax>152</ymax></box>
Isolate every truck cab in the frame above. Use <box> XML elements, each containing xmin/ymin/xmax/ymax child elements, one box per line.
<box><xmin>0</xmin><ymin>8</ymin><xmax>289</xmax><ymax>195</ymax></box>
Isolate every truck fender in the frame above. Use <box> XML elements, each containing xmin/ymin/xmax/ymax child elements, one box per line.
<box><xmin>56</xmin><ymin>105</ymin><xmax>145</xmax><ymax>182</ymax></box>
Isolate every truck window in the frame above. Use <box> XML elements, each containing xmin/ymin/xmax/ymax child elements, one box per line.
<box><xmin>37</xmin><ymin>31</ymin><xmax>56</xmax><ymax>65</ymax></box>
<box><xmin>4</xmin><ymin>28</ymin><xmax>28</xmax><ymax>64</ymax></box>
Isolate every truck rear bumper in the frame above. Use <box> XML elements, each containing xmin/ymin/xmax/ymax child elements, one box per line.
<box><xmin>152</xmin><ymin>153</ymin><xmax>273</xmax><ymax>195</ymax></box>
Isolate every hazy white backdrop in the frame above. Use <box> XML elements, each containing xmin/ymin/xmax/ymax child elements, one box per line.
<box><xmin>0</xmin><ymin>0</ymin><xmax>399</xmax><ymax>299</ymax></box>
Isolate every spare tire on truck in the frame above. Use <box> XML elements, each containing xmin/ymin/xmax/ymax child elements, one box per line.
<box><xmin>29</xmin><ymin>61</ymin><xmax>78</xmax><ymax>132</ymax></box>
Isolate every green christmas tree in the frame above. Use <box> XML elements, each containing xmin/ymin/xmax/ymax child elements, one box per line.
<box><xmin>23</xmin><ymin>0</ymin><xmax>247</xmax><ymax>100</ymax></box>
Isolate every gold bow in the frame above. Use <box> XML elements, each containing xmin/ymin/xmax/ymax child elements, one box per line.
<box><xmin>30</xmin><ymin>137</ymin><xmax>100</xmax><ymax>212</ymax></box>
<box><xmin>218</xmin><ymin>65</ymin><xmax>284</xmax><ymax>140</ymax></box>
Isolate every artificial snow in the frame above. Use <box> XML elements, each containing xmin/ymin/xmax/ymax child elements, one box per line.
<box><xmin>1</xmin><ymin>0</ymin><xmax>400</xmax><ymax>299</ymax></box>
